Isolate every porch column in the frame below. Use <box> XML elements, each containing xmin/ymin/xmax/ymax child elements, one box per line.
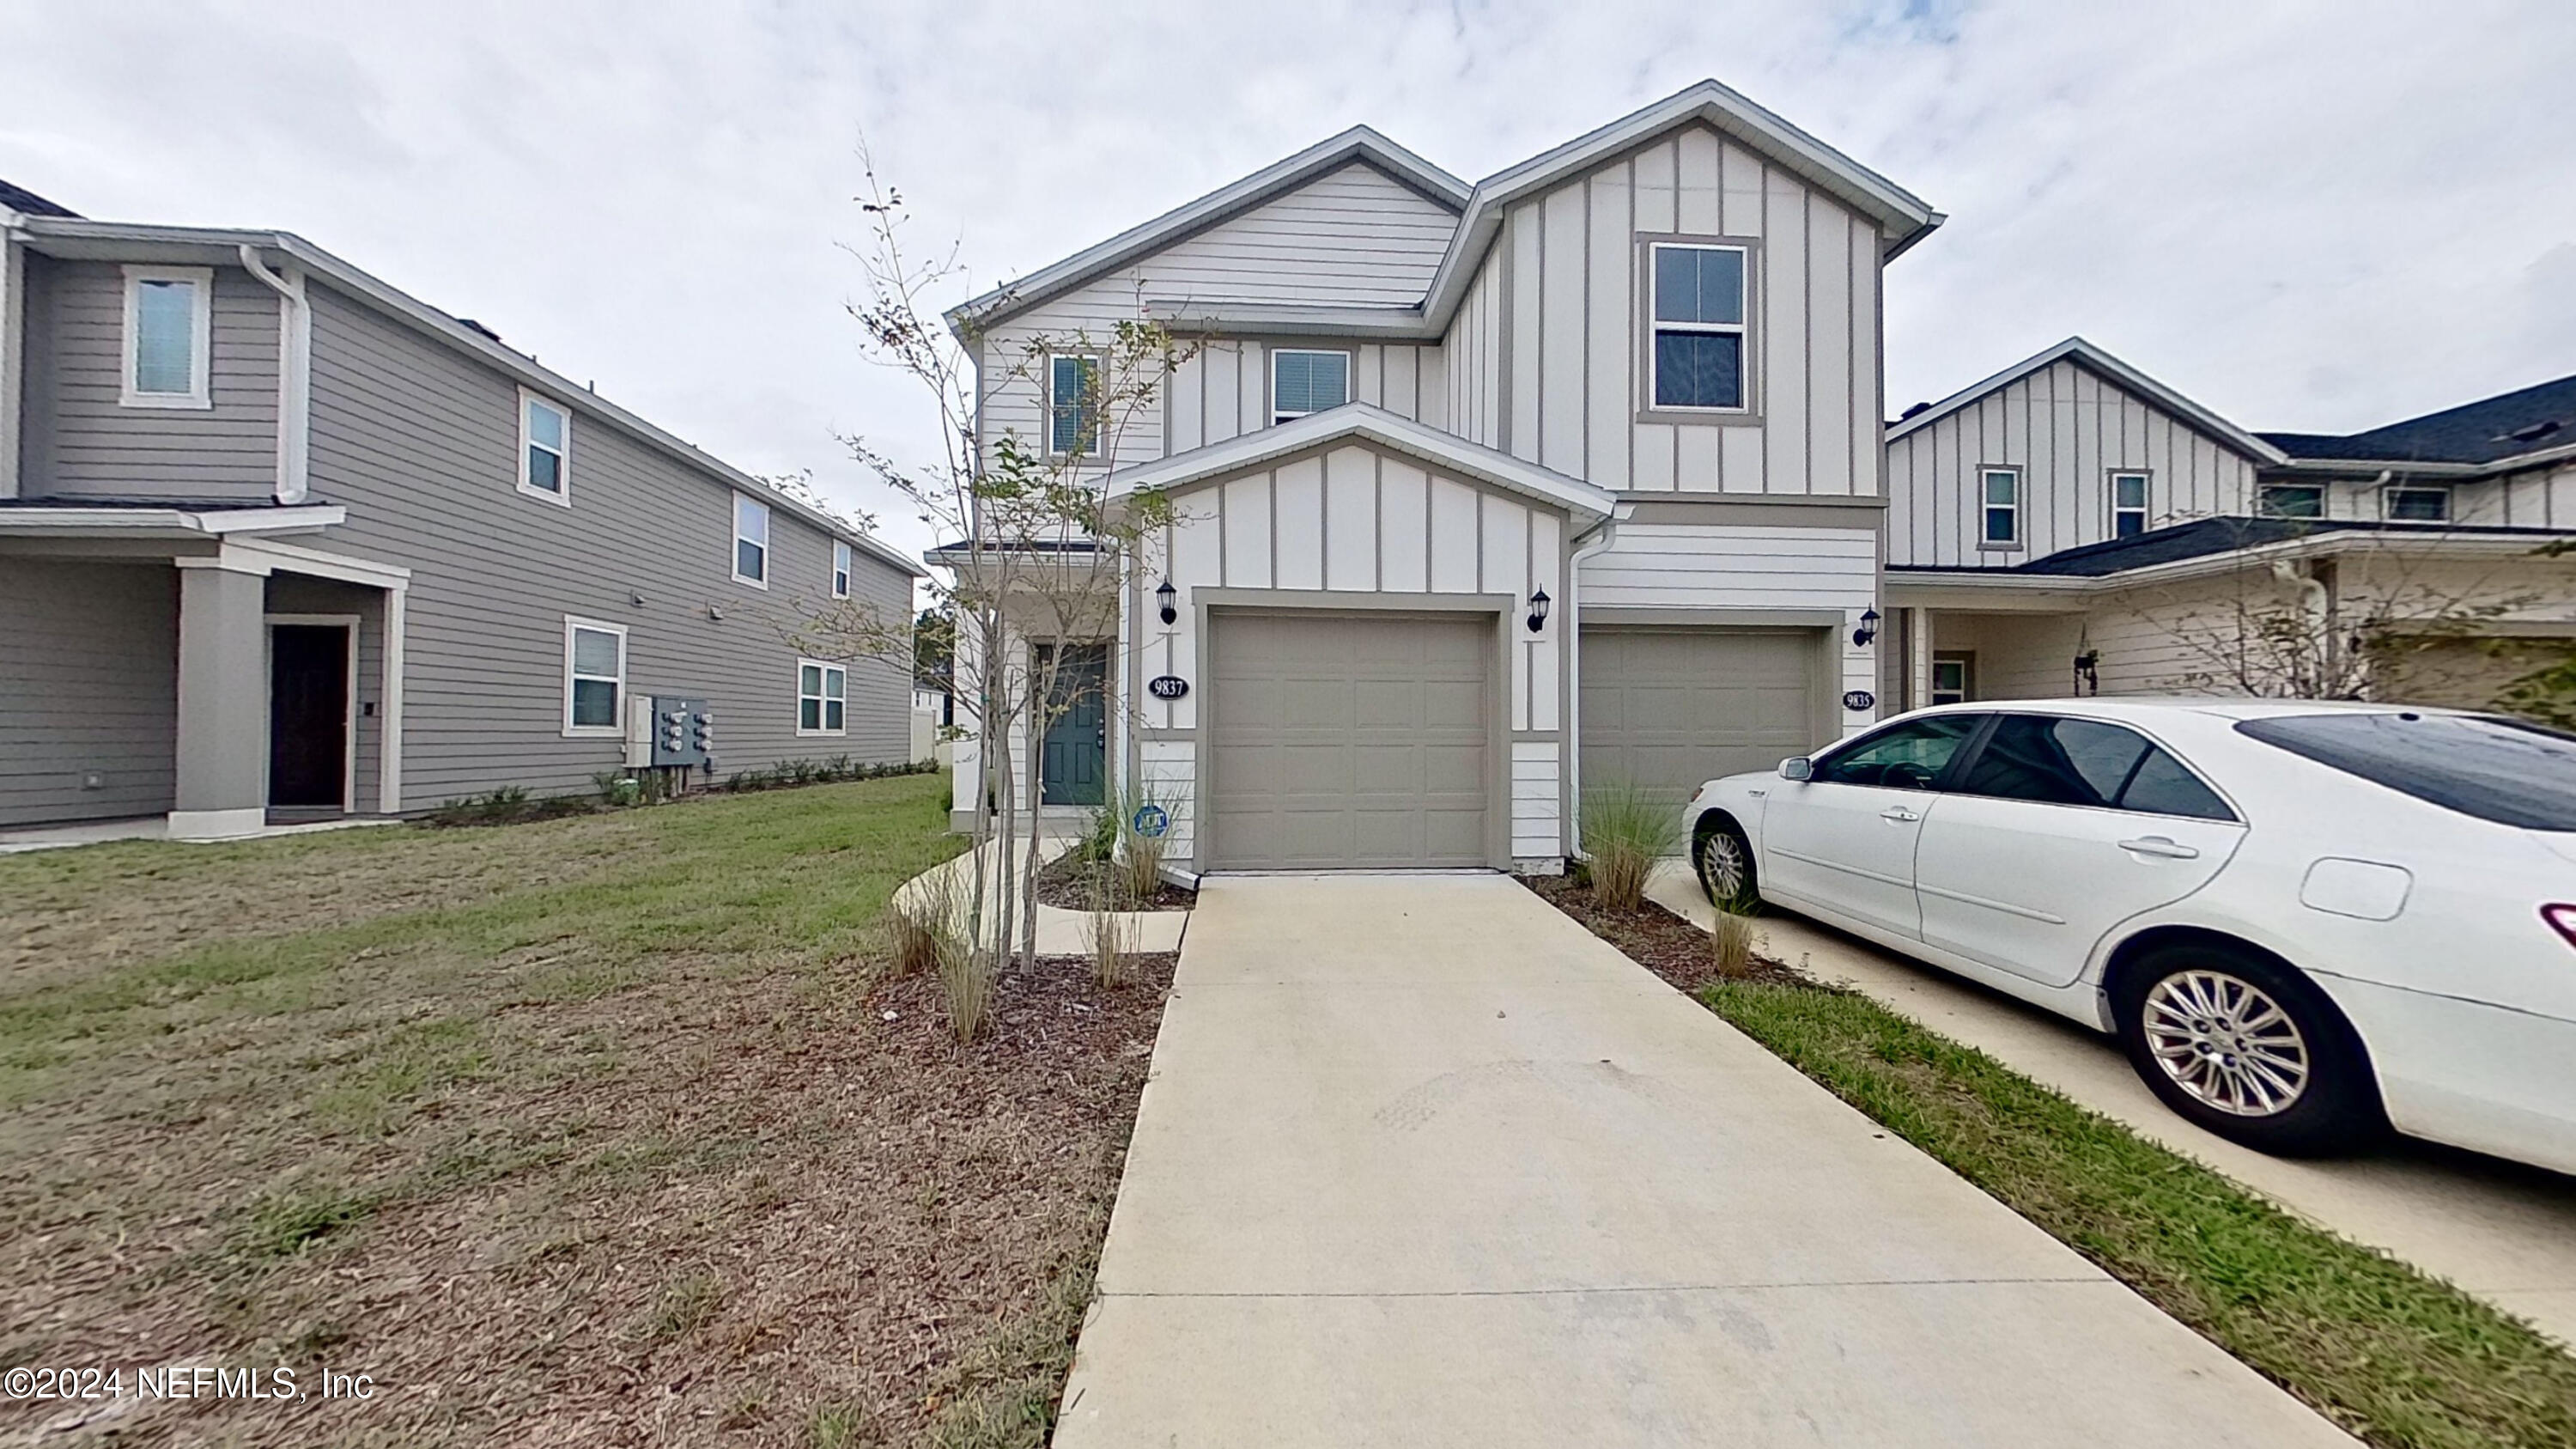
<box><xmin>1907</xmin><ymin>606</ymin><xmax>1934</xmax><ymax>712</ymax></box>
<box><xmin>169</xmin><ymin>560</ymin><xmax>269</xmax><ymax>840</ymax></box>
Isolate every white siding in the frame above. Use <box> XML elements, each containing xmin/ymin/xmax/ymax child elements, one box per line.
<box><xmin>1164</xmin><ymin>339</ymin><xmax>1448</xmax><ymax>453</ymax></box>
<box><xmin>1511</xmin><ymin>741</ymin><xmax>1562</xmax><ymax>861</ymax></box>
<box><xmin>1141</xmin><ymin>162</ymin><xmax>1457</xmax><ymax>310</ymax></box>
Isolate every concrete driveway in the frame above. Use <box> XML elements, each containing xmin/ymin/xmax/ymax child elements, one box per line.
<box><xmin>1053</xmin><ymin>874</ymin><xmax>2357</xmax><ymax>1447</ymax></box>
<box><xmin>1643</xmin><ymin>862</ymin><xmax>2576</xmax><ymax>1349</ymax></box>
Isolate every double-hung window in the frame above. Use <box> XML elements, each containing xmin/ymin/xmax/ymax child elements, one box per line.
<box><xmin>2258</xmin><ymin>484</ymin><xmax>2324</xmax><ymax>520</ymax></box>
<box><xmin>798</xmin><ymin>661</ymin><xmax>847</xmax><ymax>734</ymax></box>
<box><xmin>1271</xmin><ymin>349</ymin><xmax>1350</xmax><ymax>425</ymax></box>
<box><xmin>121</xmin><ymin>265</ymin><xmax>213</xmax><ymax>409</ymax></box>
<box><xmin>1981</xmin><ymin>467</ymin><xmax>2022</xmax><ymax>547</ymax></box>
<box><xmin>1648</xmin><ymin>243</ymin><xmax>1748</xmax><ymax>411</ymax></box>
<box><xmin>519</xmin><ymin>392</ymin><xmax>571</xmax><ymax>503</ymax></box>
<box><xmin>2384</xmin><ymin>484</ymin><xmax>2451</xmax><ymax>522</ymax></box>
<box><xmin>563</xmin><ymin>618</ymin><xmax>627</xmax><ymax>735</ymax></box>
<box><xmin>732</xmin><ymin>494</ymin><xmax>770</xmax><ymax>587</ymax></box>
<box><xmin>2110</xmin><ymin>472</ymin><xmax>2149</xmax><ymax>539</ymax></box>
<box><xmin>832</xmin><ymin>539</ymin><xmax>854</xmax><ymax>599</ymax></box>
<box><xmin>1048</xmin><ymin>353</ymin><xmax>1100</xmax><ymax>458</ymax></box>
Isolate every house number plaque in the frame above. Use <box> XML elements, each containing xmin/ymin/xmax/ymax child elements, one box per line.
<box><xmin>1148</xmin><ymin>675</ymin><xmax>1190</xmax><ymax>700</ymax></box>
<box><xmin>1842</xmin><ymin>690</ymin><xmax>1876</xmax><ymax>712</ymax></box>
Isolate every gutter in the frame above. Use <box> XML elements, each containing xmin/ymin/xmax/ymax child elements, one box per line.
<box><xmin>235</xmin><ymin>245</ymin><xmax>312</xmax><ymax>504</ymax></box>
<box><xmin>1560</xmin><ymin>502</ymin><xmax>1630</xmax><ymax>858</ymax></box>
<box><xmin>0</xmin><ymin>503</ymin><xmax>346</xmax><ymax>539</ymax></box>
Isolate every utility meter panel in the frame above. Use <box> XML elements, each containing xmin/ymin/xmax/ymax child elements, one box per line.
<box><xmin>648</xmin><ymin>696</ymin><xmax>714</xmax><ymax>769</ymax></box>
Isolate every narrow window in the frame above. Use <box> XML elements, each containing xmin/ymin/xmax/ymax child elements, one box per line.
<box><xmin>1048</xmin><ymin>354</ymin><xmax>1099</xmax><ymax>457</ymax></box>
<box><xmin>564</xmin><ymin>619</ymin><xmax>627</xmax><ymax>735</ymax></box>
<box><xmin>2110</xmin><ymin>472</ymin><xmax>2149</xmax><ymax>539</ymax></box>
<box><xmin>733</xmin><ymin>494</ymin><xmax>770</xmax><ymax>587</ymax></box>
<box><xmin>519</xmin><ymin>393</ymin><xmax>571</xmax><ymax>503</ymax></box>
<box><xmin>121</xmin><ymin>265</ymin><xmax>213</xmax><ymax>408</ymax></box>
<box><xmin>831</xmin><ymin>539</ymin><xmax>854</xmax><ymax>600</ymax></box>
<box><xmin>1981</xmin><ymin>467</ymin><xmax>2021</xmax><ymax>546</ymax></box>
<box><xmin>1649</xmin><ymin>243</ymin><xmax>1748</xmax><ymax>411</ymax></box>
<box><xmin>1930</xmin><ymin>654</ymin><xmax>1973</xmax><ymax>706</ymax></box>
<box><xmin>798</xmin><ymin>661</ymin><xmax>848</xmax><ymax>734</ymax></box>
<box><xmin>2258</xmin><ymin>484</ymin><xmax>2324</xmax><ymax>520</ymax></box>
<box><xmin>2384</xmin><ymin>484</ymin><xmax>2451</xmax><ymax>522</ymax></box>
<box><xmin>1271</xmin><ymin>349</ymin><xmax>1351</xmax><ymax>425</ymax></box>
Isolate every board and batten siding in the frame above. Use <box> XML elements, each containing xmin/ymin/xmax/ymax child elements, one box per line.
<box><xmin>295</xmin><ymin>284</ymin><xmax>913</xmax><ymax>808</ymax></box>
<box><xmin>0</xmin><ymin>560</ymin><xmax>179</xmax><ymax>826</ymax></box>
<box><xmin>1165</xmin><ymin>339</ymin><xmax>1447</xmax><ymax>454</ymax></box>
<box><xmin>2447</xmin><ymin>460</ymin><xmax>2576</xmax><ymax>529</ymax></box>
<box><xmin>1134</xmin><ymin>438</ymin><xmax>1571</xmax><ymax>864</ymax></box>
<box><xmin>1886</xmin><ymin>358</ymin><xmax>2264</xmax><ymax>568</ymax></box>
<box><xmin>20</xmin><ymin>256</ymin><xmax>281</xmax><ymax>502</ymax></box>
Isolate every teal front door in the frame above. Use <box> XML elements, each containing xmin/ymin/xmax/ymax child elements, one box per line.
<box><xmin>1041</xmin><ymin>644</ymin><xmax>1107</xmax><ymax>807</ymax></box>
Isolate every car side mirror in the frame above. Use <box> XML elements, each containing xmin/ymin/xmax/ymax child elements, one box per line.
<box><xmin>1777</xmin><ymin>757</ymin><xmax>1813</xmax><ymax>782</ymax></box>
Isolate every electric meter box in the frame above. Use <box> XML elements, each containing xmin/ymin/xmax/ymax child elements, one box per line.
<box><xmin>624</xmin><ymin>695</ymin><xmax>714</xmax><ymax>770</ymax></box>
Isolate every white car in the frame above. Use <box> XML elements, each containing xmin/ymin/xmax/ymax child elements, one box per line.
<box><xmin>1683</xmin><ymin>698</ymin><xmax>2576</xmax><ymax>1172</ymax></box>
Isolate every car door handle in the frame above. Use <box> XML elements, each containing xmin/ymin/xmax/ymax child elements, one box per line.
<box><xmin>1880</xmin><ymin>806</ymin><xmax>1922</xmax><ymax>824</ymax></box>
<box><xmin>2118</xmin><ymin>836</ymin><xmax>2200</xmax><ymax>860</ymax></box>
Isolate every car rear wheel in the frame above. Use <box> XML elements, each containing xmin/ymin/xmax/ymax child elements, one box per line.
<box><xmin>1692</xmin><ymin>817</ymin><xmax>1758</xmax><ymax>914</ymax></box>
<box><xmin>2112</xmin><ymin>941</ymin><xmax>2383</xmax><ymax>1156</ymax></box>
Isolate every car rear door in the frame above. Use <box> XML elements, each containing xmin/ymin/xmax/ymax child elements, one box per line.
<box><xmin>1761</xmin><ymin>714</ymin><xmax>1986</xmax><ymax>939</ymax></box>
<box><xmin>1914</xmin><ymin>714</ymin><xmax>2247</xmax><ymax>986</ymax></box>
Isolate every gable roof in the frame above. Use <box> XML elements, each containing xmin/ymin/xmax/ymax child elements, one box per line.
<box><xmin>1103</xmin><ymin>402</ymin><xmax>1614</xmax><ymax>524</ymax></box>
<box><xmin>945</xmin><ymin>128</ymin><xmax>1469</xmax><ymax>337</ymax></box>
<box><xmin>1885</xmin><ymin>336</ymin><xmax>2288</xmax><ymax>466</ymax></box>
<box><xmin>1893</xmin><ymin>514</ymin><xmax>2573</xmax><ymax>579</ymax></box>
<box><xmin>0</xmin><ymin>178</ymin><xmax>79</xmax><ymax>219</ymax></box>
<box><xmin>2258</xmin><ymin>372</ymin><xmax>2576</xmax><ymax>470</ymax></box>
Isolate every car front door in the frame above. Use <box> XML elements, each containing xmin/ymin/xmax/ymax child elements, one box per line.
<box><xmin>1914</xmin><ymin>714</ymin><xmax>2247</xmax><ymax>986</ymax></box>
<box><xmin>1761</xmin><ymin>714</ymin><xmax>1986</xmax><ymax>939</ymax></box>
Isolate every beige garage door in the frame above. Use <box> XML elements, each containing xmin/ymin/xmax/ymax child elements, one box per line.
<box><xmin>1206</xmin><ymin>612</ymin><xmax>1492</xmax><ymax>870</ymax></box>
<box><xmin>1580</xmin><ymin>628</ymin><xmax>1821</xmax><ymax>810</ymax></box>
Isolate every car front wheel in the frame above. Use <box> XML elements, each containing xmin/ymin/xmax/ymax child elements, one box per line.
<box><xmin>1692</xmin><ymin>817</ymin><xmax>1758</xmax><ymax>914</ymax></box>
<box><xmin>2111</xmin><ymin>941</ymin><xmax>2383</xmax><ymax>1157</ymax></box>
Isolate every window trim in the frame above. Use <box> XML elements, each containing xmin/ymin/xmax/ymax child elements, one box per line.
<box><xmin>1636</xmin><ymin>235</ymin><xmax>1759</xmax><ymax>423</ymax></box>
<box><xmin>119</xmin><ymin>265</ymin><xmax>215</xmax><ymax>410</ymax></box>
<box><xmin>2381</xmin><ymin>482</ymin><xmax>2452</xmax><ymax>523</ymax></box>
<box><xmin>1043</xmin><ymin>350</ymin><xmax>1105</xmax><ymax>460</ymax></box>
<box><xmin>732</xmin><ymin>492</ymin><xmax>771</xmax><ymax>589</ymax></box>
<box><xmin>797</xmin><ymin>658</ymin><xmax>849</xmax><ymax>736</ymax></box>
<box><xmin>1978</xmin><ymin>465</ymin><xmax>2023</xmax><ymax>550</ymax></box>
<box><xmin>562</xmin><ymin>617</ymin><xmax>629</xmax><ymax>739</ymax></box>
<box><xmin>831</xmin><ymin>539</ymin><xmax>854</xmax><ymax>600</ymax></box>
<box><xmin>2257</xmin><ymin>483</ymin><xmax>2326</xmax><ymax>521</ymax></box>
<box><xmin>517</xmin><ymin>389</ymin><xmax>573</xmax><ymax>506</ymax></box>
<box><xmin>2108</xmin><ymin>470</ymin><xmax>2150</xmax><ymax>539</ymax></box>
<box><xmin>1268</xmin><ymin>346</ymin><xmax>1353</xmax><ymax>426</ymax></box>
<box><xmin>1930</xmin><ymin>652</ymin><xmax>1975</xmax><ymax>706</ymax></box>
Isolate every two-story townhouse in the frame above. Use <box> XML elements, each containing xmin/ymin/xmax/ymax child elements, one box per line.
<box><xmin>1880</xmin><ymin>337</ymin><xmax>2576</xmax><ymax>711</ymax></box>
<box><xmin>0</xmin><ymin>180</ymin><xmax>923</xmax><ymax>839</ymax></box>
<box><xmin>938</xmin><ymin>81</ymin><xmax>1941</xmax><ymax>872</ymax></box>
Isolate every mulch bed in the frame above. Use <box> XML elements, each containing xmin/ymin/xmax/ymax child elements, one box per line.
<box><xmin>1520</xmin><ymin>872</ymin><xmax>1807</xmax><ymax>993</ymax></box>
<box><xmin>1034</xmin><ymin>851</ymin><xmax>1196</xmax><ymax>912</ymax></box>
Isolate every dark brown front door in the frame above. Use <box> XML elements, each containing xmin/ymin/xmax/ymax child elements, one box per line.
<box><xmin>269</xmin><ymin>624</ymin><xmax>349</xmax><ymax>808</ymax></box>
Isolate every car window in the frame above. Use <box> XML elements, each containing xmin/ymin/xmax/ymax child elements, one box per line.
<box><xmin>2235</xmin><ymin>712</ymin><xmax>2576</xmax><ymax>831</ymax></box>
<box><xmin>1959</xmin><ymin>715</ymin><xmax>2238</xmax><ymax>820</ymax></box>
<box><xmin>1811</xmin><ymin>714</ymin><xmax>1983</xmax><ymax>791</ymax></box>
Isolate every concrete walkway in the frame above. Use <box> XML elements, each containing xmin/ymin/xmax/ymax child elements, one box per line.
<box><xmin>1054</xmin><ymin>874</ymin><xmax>2356</xmax><ymax>1447</ymax></box>
<box><xmin>1643</xmin><ymin>861</ymin><xmax>2576</xmax><ymax>1349</ymax></box>
<box><xmin>893</xmin><ymin>834</ymin><xmax>1189</xmax><ymax>956</ymax></box>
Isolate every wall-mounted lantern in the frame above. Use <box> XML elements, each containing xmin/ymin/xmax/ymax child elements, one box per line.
<box><xmin>1526</xmin><ymin>587</ymin><xmax>1551</xmax><ymax>634</ymax></box>
<box><xmin>1851</xmin><ymin>607</ymin><xmax>1880</xmax><ymax>648</ymax></box>
<box><xmin>1156</xmin><ymin>578</ymin><xmax>1177</xmax><ymax>625</ymax></box>
<box><xmin>2073</xmin><ymin>649</ymin><xmax>2101</xmax><ymax>696</ymax></box>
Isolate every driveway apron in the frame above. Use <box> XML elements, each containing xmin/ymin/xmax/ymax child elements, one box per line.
<box><xmin>1052</xmin><ymin>874</ymin><xmax>2358</xmax><ymax>1447</ymax></box>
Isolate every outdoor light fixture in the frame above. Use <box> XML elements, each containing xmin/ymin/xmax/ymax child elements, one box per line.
<box><xmin>1156</xmin><ymin>578</ymin><xmax>1177</xmax><ymax>625</ymax></box>
<box><xmin>1527</xmin><ymin>587</ymin><xmax>1551</xmax><ymax>634</ymax></box>
<box><xmin>1852</xmin><ymin>607</ymin><xmax>1880</xmax><ymax>648</ymax></box>
<box><xmin>2073</xmin><ymin>649</ymin><xmax>2101</xmax><ymax>696</ymax></box>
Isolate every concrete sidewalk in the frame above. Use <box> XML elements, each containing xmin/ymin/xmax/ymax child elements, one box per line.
<box><xmin>893</xmin><ymin>834</ymin><xmax>1188</xmax><ymax>956</ymax></box>
<box><xmin>1053</xmin><ymin>874</ymin><xmax>2357</xmax><ymax>1447</ymax></box>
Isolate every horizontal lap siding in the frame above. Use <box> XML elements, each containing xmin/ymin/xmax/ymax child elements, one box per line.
<box><xmin>300</xmin><ymin>288</ymin><xmax>912</xmax><ymax>807</ymax></box>
<box><xmin>0</xmin><ymin>561</ymin><xmax>178</xmax><ymax>825</ymax></box>
<box><xmin>1142</xmin><ymin>163</ymin><xmax>1455</xmax><ymax>309</ymax></box>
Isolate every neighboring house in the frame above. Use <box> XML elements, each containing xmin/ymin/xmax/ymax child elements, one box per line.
<box><xmin>1880</xmin><ymin>337</ymin><xmax>2576</xmax><ymax>711</ymax></box>
<box><xmin>939</xmin><ymin>80</ymin><xmax>1942</xmax><ymax>871</ymax></box>
<box><xmin>0</xmin><ymin>180</ymin><xmax>923</xmax><ymax>837</ymax></box>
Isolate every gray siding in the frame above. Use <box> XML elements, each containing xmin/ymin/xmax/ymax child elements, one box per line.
<box><xmin>21</xmin><ymin>255</ymin><xmax>280</xmax><ymax>502</ymax></box>
<box><xmin>1139</xmin><ymin>161</ymin><xmax>1457</xmax><ymax>309</ymax></box>
<box><xmin>265</xmin><ymin>573</ymin><xmax>387</xmax><ymax>810</ymax></box>
<box><xmin>0</xmin><ymin>560</ymin><xmax>178</xmax><ymax>825</ymax></box>
<box><xmin>297</xmin><ymin>283</ymin><xmax>913</xmax><ymax>808</ymax></box>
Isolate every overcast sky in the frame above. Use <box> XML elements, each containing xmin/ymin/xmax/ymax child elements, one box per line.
<box><xmin>7</xmin><ymin>0</ymin><xmax>2572</xmax><ymax>568</ymax></box>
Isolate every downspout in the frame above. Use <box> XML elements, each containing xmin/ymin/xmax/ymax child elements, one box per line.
<box><xmin>237</xmin><ymin>244</ymin><xmax>311</xmax><ymax>504</ymax></box>
<box><xmin>1561</xmin><ymin>501</ymin><xmax>1629</xmax><ymax>860</ymax></box>
<box><xmin>0</xmin><ymin>211</ymin><xmax>23</xmax><ymax>500</ymax></box>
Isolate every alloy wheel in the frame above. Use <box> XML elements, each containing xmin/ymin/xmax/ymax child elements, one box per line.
<box><xmin>2140</xmin><ymin>970</ymin><xmax>2312</xmax><ymax>1117</ymax></box>
<box><xmin>1698</xmin><ymin>830</ymin><xmax>1749</xmax><ymax>904</ymax></box>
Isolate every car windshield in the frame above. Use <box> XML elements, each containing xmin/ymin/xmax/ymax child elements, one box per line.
<box><xmin>2233</xmin><ymin>712</ymin><xmax>2576</xmax><ymax>831</ymax></box>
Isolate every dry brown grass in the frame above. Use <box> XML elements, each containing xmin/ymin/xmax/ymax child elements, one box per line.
<box><xmin>1710</xmin><ymin>909</ymin><xmax>1759</xmax><ymax>979</ymax></box>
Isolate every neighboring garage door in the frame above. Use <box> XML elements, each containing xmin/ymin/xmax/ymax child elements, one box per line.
<box><xmin>1580</xmin><ymin>628</ymin><xmax>1820</xmax><ymax>810</ymax></box>
<box><xmin>1206</xmin><ymin>612</ymin><xmax>1492</xmax><ymax>870</ymax></box>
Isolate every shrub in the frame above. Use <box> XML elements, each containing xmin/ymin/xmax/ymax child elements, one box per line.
<box><xmin>885</xmin><ymin>859</ymin><xmax>963</xmax><ymax>980</ymax></box>
<box><xmin>1580</xmin><ymin>779</ymin><xmax>1680</xmax><ymax>913</ymax></box>
<box><xmin>1110</xmin><ymin>778</ymin><xmax>1172</xmax><ymax>900</ymax></box>
<box><xmin>1085</xmin><ymin>875</ymin><xmax>1134</xmax><ymax>989</ymax></box>
<box><xmin>937</xmin><ymin>938</ymin><xmax>993</xmax><ymax>1044</ymax></box>
<box><xmin>1710</xmin><ymin>908</ymin><xmax>1759</xmax><ymax>979</ymax></box>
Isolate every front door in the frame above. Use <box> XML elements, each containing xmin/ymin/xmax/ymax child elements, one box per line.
<box><xmin>1759</xmin><ymin>713</ymin><xmax>1984</xmax><ymax>938</ymax></box>
<box><xmin>1040</xmin><ymin>643</ymin><xmax>1107</xmax><ymax>807</ymax></box>
<box><xmin>269</xmin><ymin>624</ymin><xmax>349</xmax><ymax>809</ymax></box>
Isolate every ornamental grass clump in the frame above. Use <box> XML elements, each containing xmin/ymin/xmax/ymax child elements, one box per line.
<box><xmin>1581</xmin><ymin>780</ymin><xmax>1681</xmax><ymax>913</ymax></box>
<box><xmin>1710</xmin><ymin>907</ymin><xmax>1759</xmax><ymax>980</ymax></box>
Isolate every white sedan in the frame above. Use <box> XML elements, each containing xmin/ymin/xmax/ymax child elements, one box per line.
<box><xmin>1683</xmin><ymin>698</ymin><xmax>2576</xmax><ymax>1172</ymax></box>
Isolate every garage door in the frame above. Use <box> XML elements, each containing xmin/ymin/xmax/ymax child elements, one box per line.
<box><xmin>1206</xmin><ymin>612</ymin><xmax>1492</xmax><ymax>869</ymax></box>
<box><xmin>1580</xmin><ymin>628</ymin><xmax>1820</xmax><ymax>810</ymax></box>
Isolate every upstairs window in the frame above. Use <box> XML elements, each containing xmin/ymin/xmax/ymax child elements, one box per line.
<box><xmin>2384</xmin><ymin>484</ymin><xmax>2451</xmax><ymax>522</ymax></box>
<box><xmin>2110</xmin><ymin>472</ymin><xmax>2149</xmax><ymax>539</ymax></box>
<box><xmin>1272</xmin><ymin>349</ymin><xmax>1350</xmax><ymax>424</ymax></box>
<box><xmin>1649</xmin><ymin>243</ymin><xmax>1747</xmax><ymax>411</ymax></box>
<box><xmin>519</xmin><ymin>392</ymin><xmax>571</xmax><ymax>503</ymax></box>
<box><xmin>1048</xmin><ymin>353</ymin><xmax>1100</xmax><ymax>457</ymax></box>
<box><xmin>733</xmin><ymin>494</ymin><xmax>770</xmax><ymax>587</ymax></box>
<box><xmin>832</xmin><ymin>539</ymin><xmax>854</xmax><ymax>599</ymax></box>
<box><xmin>121</xmin><ymin>265</ymin><xmax>213</xmax><ymax>409</ymax></box>
<box><xmin>799</xmin><ymin>661</ymin><xmax>848</xmax><ymax>734</ymax></box>
<box><xmin>563</xmin><ymin>618</ymin><xmax>627</xmax><ymax>735</ymax></box>
<box><xmin>2258</xmin><ymin>484</ymin><xmax>2324</xmax><ymax>520</ymax></box>
<box><xmin>1981</xmin><ymin>467</ymin><xmax>2021</xmax><ymax>546</ymax></box>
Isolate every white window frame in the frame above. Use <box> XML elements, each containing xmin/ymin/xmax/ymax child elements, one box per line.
<box><xmin>831</xmin><ymin>539</ymin><xmax>854</xmax><ymax>600</ymax></box>
<box><xmin>562</xmin><ymin>617</ymin><xmax>628</xmax><ymax>738</ymax></box>
<box><xmin>2109</xmin><ymin>470</ymin><xmax>2150</xmax><ymax>539</ymax></box>
<box><xmin>518</xmin><ymin>389</ymin><xmax>573</xmax><ymax>505</ymax></box>
<box><xmin>1269</xmin><ymin>347</ymin><xmax>1352</xmax><ymax>426</ymax></box>
<box><xmin>797</xmin><ymin>659</ymin><xmax>848</xmax><ymax>736</ymax></box>
<box><xmin>1978</xmin><ymin>466</ymin><xmax>2023</xmax><ymax>549</ymax></box>
<box><xmin>1644</xmin><ymin>240</ymin><xmax>1753</xmax><ymax>415</ymax></box>
<box><xmin>119</xmin><ymin>265</ymin><xmax>214</xmax><ymax>410</ymax></box>
<box><xmin>1045</xmin><ymin>351</ymin><xmax>1104</xmax><ymax>460</ymax></box>
<box><xmin>2382</xmin><ymin>483</ymin><xmax>2452</xmax><ymax>523</ymax></box>
<box><xmin>732</xmin><ymin>493</ymin><xmax>771</xmax><ymax>588</ymax></box>
<box><xmin>2258</xmin><ymin>483</ymin><xmax>2326</xmax><ymax>520</ymax></box>
<box><xmin>1930</xmin><ymin>652</ymin><xmax>1974</xmax><ymax>707</ymax></box>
